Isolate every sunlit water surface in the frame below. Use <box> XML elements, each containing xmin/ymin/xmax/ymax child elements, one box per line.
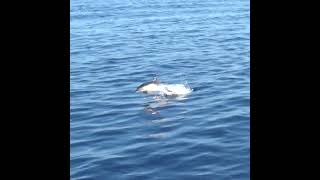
<box><xmin>71</xmin><ymin>0</ymin><xmax>250</xmax><ymax>179</ymax></box>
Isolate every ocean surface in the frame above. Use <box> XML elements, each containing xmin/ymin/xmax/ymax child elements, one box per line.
<box><xmin>71</xmin><ymin>0</ymin><xmax>250</xmax><ymax>179</ymax></box>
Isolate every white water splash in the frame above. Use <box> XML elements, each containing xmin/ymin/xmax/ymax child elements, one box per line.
<box><xmin>155</xmin><ymin>83</ymin><xmax>193</xmax><ymax>96</ymax></box>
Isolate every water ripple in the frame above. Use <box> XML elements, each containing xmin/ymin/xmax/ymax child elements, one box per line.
<box><xmin>71</xmin><ymin>0</ymin><xmax>250</xmax><ymax>179</ymax></box>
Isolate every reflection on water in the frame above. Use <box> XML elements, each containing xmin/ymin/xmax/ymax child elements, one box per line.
<box><xmin>142</xmin><ymin>93</ymin><xmax>192</xmax><ymax>141</ymax></box>
<box><xmin>143</xmin><ymin>94</ymin><xmax>187</xmax><ymax>115</ymax></box>
<box><xmin>148</xmin><ymin>133</ymin><xmax>167</xmax><ymax>139</ymax></box>
<box><xmin>143</xmin><ymin>95</ymin><xmax>168</xmax><ymax>115</ymax></box>
<box><xmin>71</xmin><ymin>0</ymin><xmax>250</xmax><ymax>178</ymax></box>
<box><xmin>144</xmin><ymin>106</ymin><xmax>160</xmax><ymax>115</ymax></box>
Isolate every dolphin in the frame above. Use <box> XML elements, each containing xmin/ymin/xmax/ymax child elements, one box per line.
<box><xmin>136</xmin><ymin>77</ymin><xmax>161</xmax><ymax>94</ymax></box>
<box><xmin>136</xmin><ymin>77</ymin><xmax>193</xmax><ymax>96</ymax></box>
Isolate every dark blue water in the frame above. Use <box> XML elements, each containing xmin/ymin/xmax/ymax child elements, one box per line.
<box><xmin>71</xmin><ymin>0</ymin><xmax>250</xmax><ymax>179</ymax></box>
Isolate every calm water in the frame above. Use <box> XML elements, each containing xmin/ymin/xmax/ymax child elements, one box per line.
<box><xmin>71</xmin><ymin>0</ymin><xmax>250</xmax><ymax>179</ymax></box>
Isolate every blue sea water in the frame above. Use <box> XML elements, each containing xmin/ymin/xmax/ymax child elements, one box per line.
<box><xmin>71</xmin><ymin>0</ymin><xmax>250</xmax><ymax>179</ymax></box>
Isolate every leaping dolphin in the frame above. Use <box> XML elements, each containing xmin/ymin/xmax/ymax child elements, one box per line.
<box><xmin>136</xmin><ymin>77</ymin><xmax>193</xmax><ymax>96</ymax></box>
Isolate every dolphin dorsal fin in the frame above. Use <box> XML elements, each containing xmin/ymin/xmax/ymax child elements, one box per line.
<box><xmin>153</xmin><ymin>76</ymin><xmax>160</xmax><ymax>84</ymax></box>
